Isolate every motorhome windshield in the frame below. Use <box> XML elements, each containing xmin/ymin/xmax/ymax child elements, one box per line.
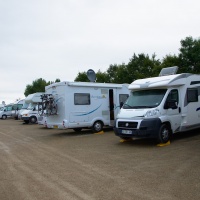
<box><xmin>27</xmin><ymin>103</ymin><xmax>38</xmax><ymax>111</ymax></box>
<box><xmin>123</xmin><ymin>89</ymin><xmax>167</xmax><ymax>109</ymax></box>
<box><xmin>27</xmin><ymin>103</ymin><xmax>34</xmax><ymax>110</ymax></box>
<box><xmin>22</xmin><ymin>103</ymin><xmax>29</xmax><ymax>109</ymax></box>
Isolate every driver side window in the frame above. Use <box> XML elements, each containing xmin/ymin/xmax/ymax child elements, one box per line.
<box><xmin>167</xmin><ymin>89</ymin><xmax>179</xmax><ymax>102</ymax></box>
<box><xmin>164</xmin><ymin>89</ymin><xmax>179</xmax><ymax>109</ymax></box>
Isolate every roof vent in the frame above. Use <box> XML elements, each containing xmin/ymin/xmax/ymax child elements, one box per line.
<box><xmin>159</xmin><ymin>66</ymin><xmax>178</xmax><ymax>76</ymax></box>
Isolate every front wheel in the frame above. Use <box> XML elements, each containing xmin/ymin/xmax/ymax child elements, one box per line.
<box><xmin>2</xmin><ymin>115</ymin><xmax>7</xmax><ymax>120</ymax></box>
<box><xmin>30</xmin><ymin>116</ymin><xmax>37</xmax><ymax>124</ymax></box>
<box><xmin>24</xmin><ymin>120</ymin><xmax>29</xmax><ymax>124</ymax></box>
<box><xmin>92</xmin><ymin>121</ymin><xmax>103</xmax><ymax>133</ymax></box>
<box><xmin>158</xmin><ymin>124</ymin><xmax>171</xmax><ymax>143</ymax></box>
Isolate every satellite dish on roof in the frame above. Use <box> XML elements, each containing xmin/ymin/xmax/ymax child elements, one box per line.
<box><xmin>87</xmin><ymin>69</ymin><xmax>96</xmax><ymax>82</ymax></box>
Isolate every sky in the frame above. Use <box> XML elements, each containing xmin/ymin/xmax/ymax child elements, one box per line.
<box><xmin>0</xmin><ymin>0</ymin><xmax>200</xmax><ymax>104</ymax></box>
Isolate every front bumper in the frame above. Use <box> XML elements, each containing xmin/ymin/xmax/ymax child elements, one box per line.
<box><xmin>114</xmin><ymin>118</ymin><xmax>162</xmax><ymax>139</ymax></box>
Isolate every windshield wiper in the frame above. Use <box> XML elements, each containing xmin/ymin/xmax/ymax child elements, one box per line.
<box><xmin>124</xmin><ymin>105</ymin><xmax>156</xmax><ymax>109</ymax></box>
<box><xmin>122</xmin><ymin>103</ymin><xmax>134</xmax><ymax>109</ymax></box>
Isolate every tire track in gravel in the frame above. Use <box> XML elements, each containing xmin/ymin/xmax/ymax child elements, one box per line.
<box><xmin>0</xmin><ymin>125</ymin><xmax>149</xmax><ymax>200</ymax></box>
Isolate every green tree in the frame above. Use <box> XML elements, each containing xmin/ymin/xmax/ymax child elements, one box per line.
<box><xmin>96</xmin><ymin>70</ymin><xmax>109</xmax><ymax>83</ymax></box>
<box><xmin>127</xmin><ymin>53</ymin><xmax>161</xmax><ymax>82</ymax></box>
<box><xmin>24</xmin><ymin>78</ymin><xmax>61</xmax><ymax>96</ymax></box>
<box><xmin>159</xmin><ymin>54</ymin><xmax>180</xmax><ymax>74</ymax></box>
<box><xmin>178</xmin><ymin>36</ymin><xmax>200</xmax><ymax>73</ymax></box>
<box><xmin>74</xmin><ymin>72</ymin><xmax>88</xmax><ymax>82</ymax></box>
<box><xmin>106</xmin><ymin>63</ymin><xmax>130</xmax><ymax>83</ymax></box>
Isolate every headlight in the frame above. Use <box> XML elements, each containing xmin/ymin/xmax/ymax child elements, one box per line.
<box><xmin>144</xmin><ymin>109</ymin><xmax>159</xmax><ymax>118</ymax></box>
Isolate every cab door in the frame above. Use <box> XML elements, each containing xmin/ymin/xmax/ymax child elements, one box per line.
<box><xmin>164</xmin><ymin>89</ymin><xmax>182</xmax><ymax>133</ymax></box>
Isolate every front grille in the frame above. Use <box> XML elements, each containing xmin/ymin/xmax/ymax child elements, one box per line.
<box><xmin>118</xmin><ymin>121</ymin><xmax>138</xmax><ymax>129</ymax></box>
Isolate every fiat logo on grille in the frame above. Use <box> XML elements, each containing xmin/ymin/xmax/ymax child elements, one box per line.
<box><xmin>125</xmin><ymin>123</ymin><xmax>129</xmax><ymax>127</ymax></box>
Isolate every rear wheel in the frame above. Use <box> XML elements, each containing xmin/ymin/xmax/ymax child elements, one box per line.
<box><xmin>92</xmin><ymin>121</ymin><xmax>103</xmax><ymax>133</ymax></box>
<box><xmin>158</xmin><ymin>124</ymin><xmax>171</xmax><ymax>143</ymax></box>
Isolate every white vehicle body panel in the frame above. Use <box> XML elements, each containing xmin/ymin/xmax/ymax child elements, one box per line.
<box><xmin>21</xmin><ymin>93</ymin><xmax>44</xmax><ymax>123</ymax></box>
<box><xmin>114</xmin><ymin>72</ymin><xmax>200</xmax><ymax>141</ymax></box>
<box><xmin>45</xmin><ymin>81</ymin><xmax>129</xmax><ymax>131</ymax></box>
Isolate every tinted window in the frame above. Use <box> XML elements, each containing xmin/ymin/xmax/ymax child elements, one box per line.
<box><xmin>187</xmin><ymin>88</ymin><xmax>198</xmax><ymax>102</ymax></box>
<box><xmin>74</xmin><ymin>93</ymin><xmax>90</xmax><ymax>105</ymax></box>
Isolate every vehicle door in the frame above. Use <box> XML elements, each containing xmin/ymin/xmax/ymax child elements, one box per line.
<box><xmin>164</xmin><ymin>89</ymin><xmax>182</xmax><ymax>132</ymax></box>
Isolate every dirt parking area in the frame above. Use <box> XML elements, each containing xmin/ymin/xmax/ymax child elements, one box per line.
<box><xmin>0</xmin><ymin>119</ymin><xmax>200</xmax><ymax>200</ymax></box>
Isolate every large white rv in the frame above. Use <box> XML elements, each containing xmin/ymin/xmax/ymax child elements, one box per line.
<box><xmin>114</xmin><ymin>67</ymin><xmax>200</xmax><ymax>143</ymax></box>
<box><xmin>21</xmin><ymin>92</ymin><xmax>44</xmax><ymax>124</ymax></box>
<box><xmin>42</xmin><ymin>81</ymin><xmax>129</xmax><ymax>132</ymax></box>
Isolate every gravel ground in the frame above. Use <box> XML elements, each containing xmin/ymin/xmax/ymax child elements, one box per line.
<box><xmin>0</xmin><ymin>119</ymin><xmax>200</xmax><ymax>200</ymax></box>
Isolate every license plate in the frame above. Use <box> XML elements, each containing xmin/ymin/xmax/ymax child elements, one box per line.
<box><xmin>53</xmin><ymin>125</ymin><xmax>58</xmax><ymax>128</ymax></box>
<box><xmin>122</xmin><ymin>130</ymin><xmax>132</xmax><ymax>134</ymax></box>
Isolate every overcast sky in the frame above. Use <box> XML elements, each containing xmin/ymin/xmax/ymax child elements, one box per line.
<box><xmin>1</xmin><ymin>0</ymin><xmax>200</xmax><ymax>104</ymax></box>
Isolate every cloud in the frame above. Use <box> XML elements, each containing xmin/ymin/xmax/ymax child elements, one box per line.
<box><xmin>0</xmin><ymin>0</ymin><xmax>200</xmax><ymax>103</ymax></box>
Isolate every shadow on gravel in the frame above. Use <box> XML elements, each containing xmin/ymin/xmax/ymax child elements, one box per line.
<box><xmin>117</xmin><ymin>138</ymin><xmax>158</xmax><ymax>147</ymax></box>
<box><xmin>117</xmin><ymin>129</ymin><xmax>200</xmax><ymax>147</ymax></box>
<box><xmin>171</xmin><ymin>129</ymin><xmax>200</xmax><ymax>142</ymax></box>
<box><xmin>47</xmin><ymin>127</ymin><xmax>114</xmax><ymax>138</ymax></box>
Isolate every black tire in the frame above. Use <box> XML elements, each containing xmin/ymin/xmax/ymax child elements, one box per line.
<box><xmin>2</xmin><ymin>115</ymin><xmax>7</xmax><ymax>120</ymax></box>
<box><xmin>120</xmin><ymin>137</ymin><xmax>131</xmax><ymax>140</ymax></box>
<box><xmin>24</xmin><ymin>120</ymin><xmax>29</xmax><ymax>124</ymax></box>
<box><xmin>158</xmin><ymin>124</ymin><xmax>171</xmax><ymax>143</ymax></box>
<box><xmin>30</xmin><ymin>116</ymin><xmax>37</xmax><ymax>124</ymax></box>
<box><xmin>73</xmin><ymin>128</ymin><xmax>82</xmax><ymax>132</ymax></box>
<box><xmin>92</xmin><ymin>121</ymin><xmax>103</xmax><ymax>133</ymax></box>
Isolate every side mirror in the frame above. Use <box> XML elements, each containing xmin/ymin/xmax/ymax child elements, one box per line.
<box><xmin>120</xmin><ymin>102</ymin><xmax>124</xmax><ymax>108</ymax></box>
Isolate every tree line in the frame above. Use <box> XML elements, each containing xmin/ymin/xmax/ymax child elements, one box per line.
<box><xmin>24</xmin><ymin>36</ymin><xmax>200</xmax><ymax>96</ymax></box>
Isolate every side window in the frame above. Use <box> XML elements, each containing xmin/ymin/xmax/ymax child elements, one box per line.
<box><xmin>7</xmin><ymin>106</ymin><xmax>12</xmax><ymax>111</ymax></box>
<box><xmin>119</xmin><ymin>94</ymin><xmax>129</xmax><ymax>104</ymax></box>
<box><xmin>74</xmin><ymin>93</ymin><xmax>90</xmax><ymax>105</ymax></box>
<box><xmin>166</xmin><ymin>89</ymin><xmax>179</xmax><ymax>103</ymax></box>
<box><xmin>119</xmin><ymin>94</ymin><xmax>129</xmax><ymax>108</ymax></box>
<box><xmin>187</xmin><ymin>88</ymin><xmax>198</xmax><ymax>102</ymax></box>
<box><xmin>164</xmin><ymin>89</ymin><xmax>179</xmax><ymax>109</ymax></box>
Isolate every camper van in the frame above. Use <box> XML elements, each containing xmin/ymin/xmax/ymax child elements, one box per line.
<box><xmin>0</xmin><ymin>103</ymin><xmax>14</xmax><ymax>119</ymax></box>
<box><xmin>11</xmin><ymin>99</ymin><xmax>25</xmax><ymax>120</ymax></box>
<box><xmin>114</xmin><ymin>66</ymin><xmax>200</xmax><ymax>143</ymax></box>
<box><xmin>18</xmin><ymin>101</ymin><xmax>29</xmax><ymax>120</ymax></box>
<box><xmin>41</xmin><ymin>81</ymin><xmax>129</xmax><ymax>132</ymax></box>
<box><xmin>21</xmin><ymin>92</ymin><xmax>44</xmax><ymax>124</ymax></box>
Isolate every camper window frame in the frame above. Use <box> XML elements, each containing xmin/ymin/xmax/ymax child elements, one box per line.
<box><xmin>187</xmin><ymin>88</ymin><xmax>198</xmax><ymax>103</ymax></box>
<box><xmin>74</xmin><ymin>93</ymin><xmax>91</xmax><ymax>105</ymax></box>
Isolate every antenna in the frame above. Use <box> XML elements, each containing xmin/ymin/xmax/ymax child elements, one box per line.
<box><xmin>87</xmin><ymin>69</ymin><xmax>96</xmax><ymax>82</ymax></box>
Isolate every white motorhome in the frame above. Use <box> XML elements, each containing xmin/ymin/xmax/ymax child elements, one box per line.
<box><xmin>42</xmin><ymin>81</ymin><xmax>129</xmax><ymax>132</ymax></box>
<box><xmin>18</xmin><ymin>101</ymin><xmax>29</xmax><ymax>120</ymax></box>
<box><xmin>21</xmin><ymin>92</ymin><xmax>44</xmax><ymax>124</ymax></box>
<box><xmin>0</xmin><ymin>103</ymin><xmax>14</xmax><ymax>119</ymax></box>
<box><xmin>11</xmin><ymin>99</ymin><xmax>25</xmax><ymax>120</ymax></box>
<box><xmin>114</xmin><ymin>67</ymin><xmax>200</xmax><ymax>143</ymax></box>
